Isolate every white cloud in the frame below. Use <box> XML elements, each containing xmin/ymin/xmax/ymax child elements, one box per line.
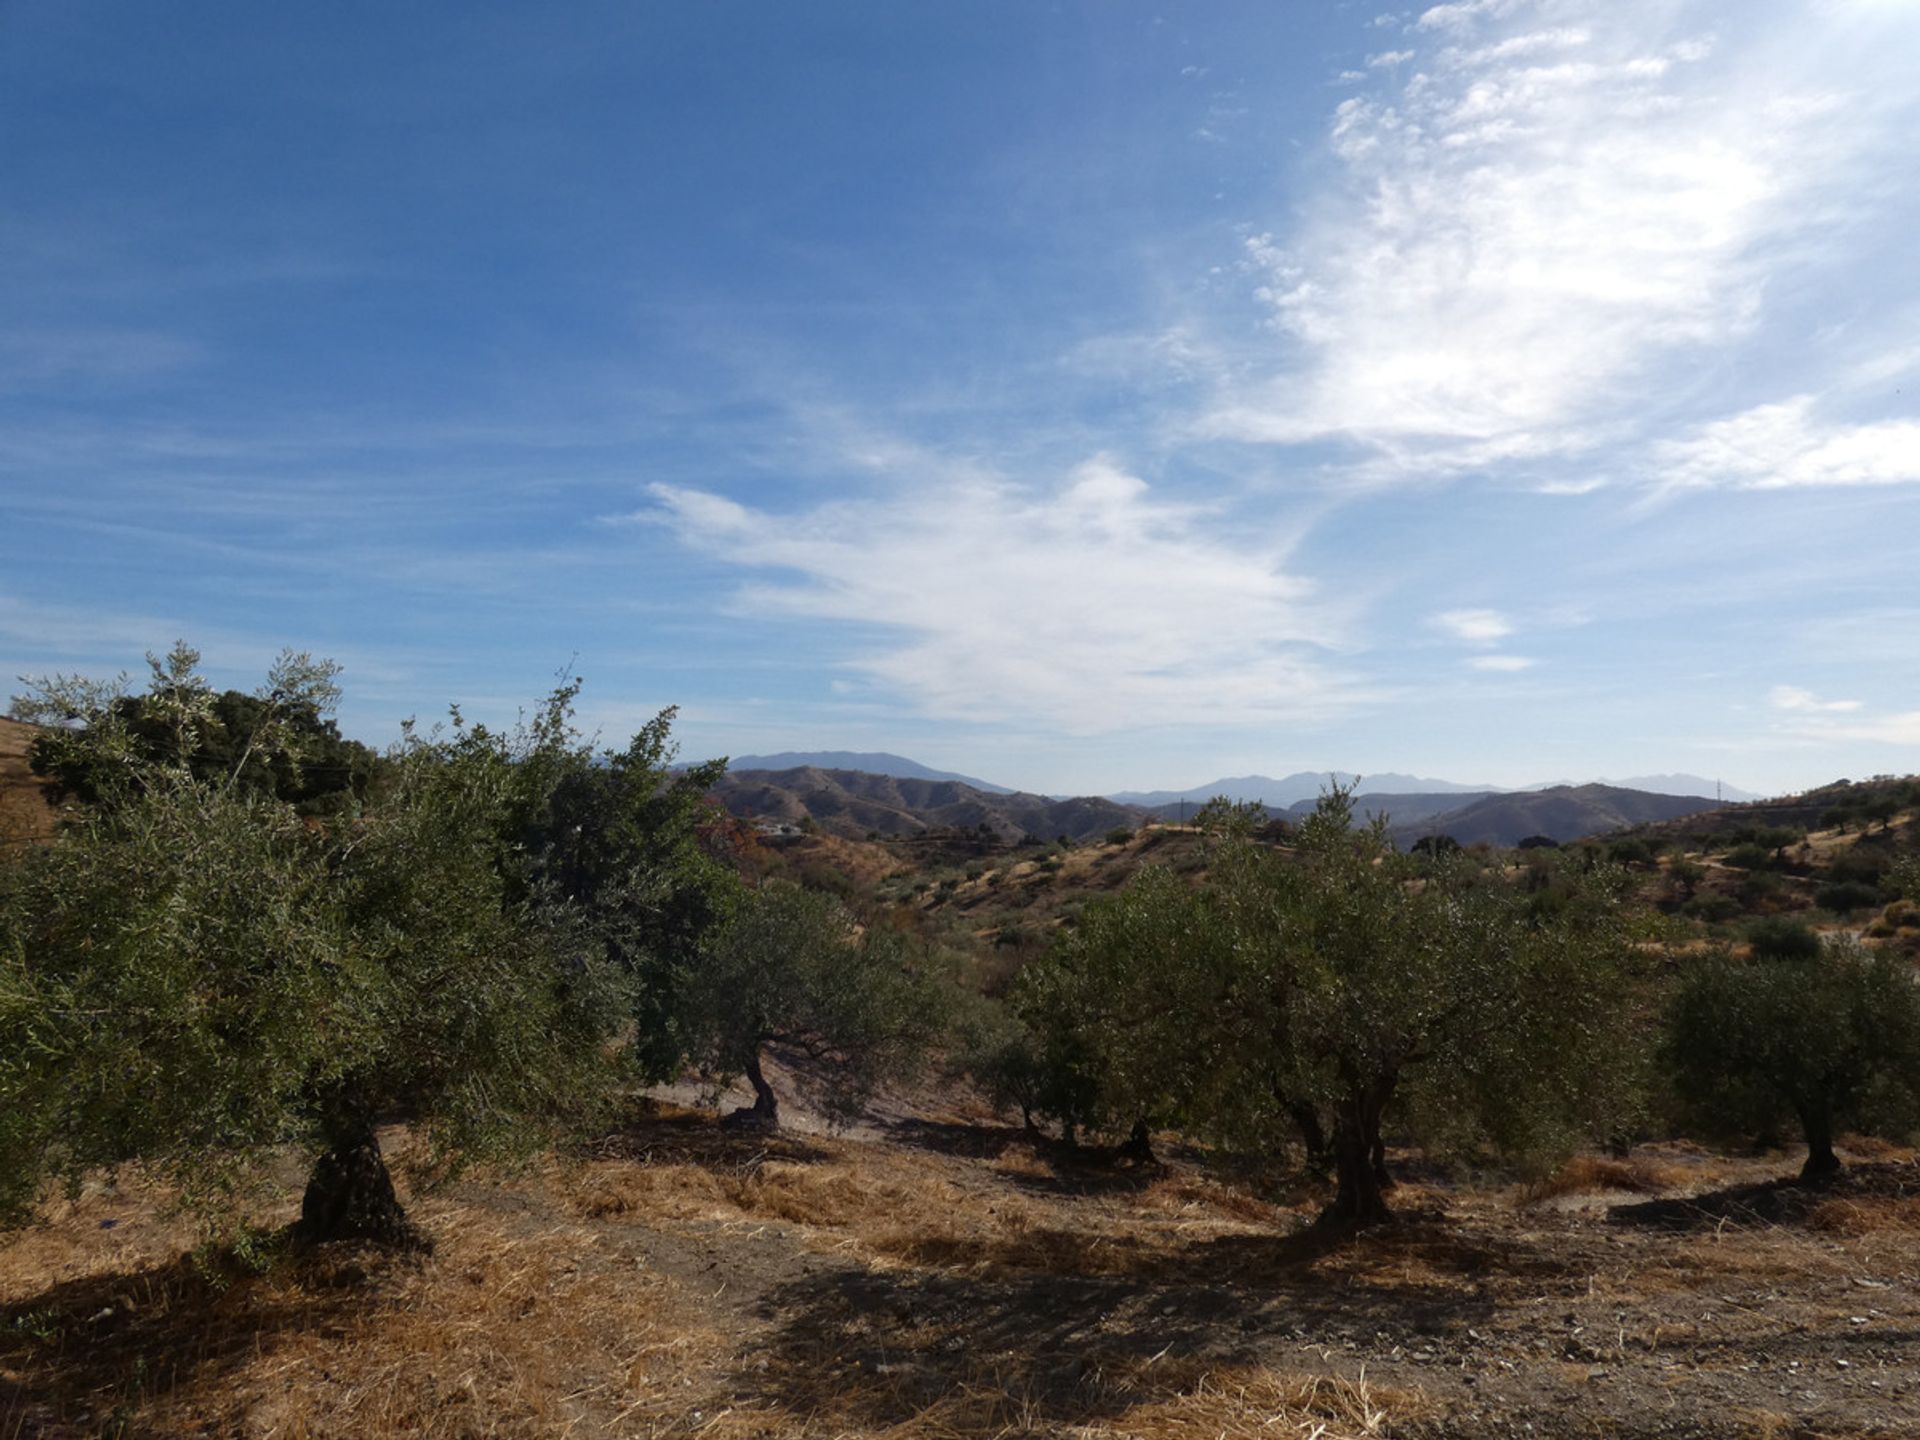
<box><xmin>1367</xmin><ymin>50</ymin><xmax>1417</xmax><ymax>67</ymax></box>
<box><xmin>1441</xmin><ymin>26</ymin><xmax>1591</xmax><ymax>66</ymax></box>
<box><xmin>1415</xmin><ymin>0</ymin><xmax>1532</xmax><ymax>34</ymax></box>
<box><xmin>1468</xmin><ymin>654</ymin><xmax>1536</xmax><ymax>671</ymax></box>
<box><xmin>1205</xmin><ymin>1</ymin><xmax>1906</xmax><ymax>476</ymax></box>
<box><xmin>645</xmin><ymin>460</ymin><xmax>1365</xmax><ymax>733</ymax></box>
<box><xmin>1655</xmin><ymin>396</ymin><xmax>1920</xmax><ymax>491</ymax></box>
<box><xmin>1771</xmin><ymin>688</ymin><xmax>1920</xmax><ymax>748</ymax></box>
<box><xmin>1431</xmin><ymin>608</ymin><xmax>1514</xmax><ymax>643</ymax></box>
<box><xmin>1770</xmin><ymin>684</ymin><xmax>1862</xmax><ymax>714</ymax></box>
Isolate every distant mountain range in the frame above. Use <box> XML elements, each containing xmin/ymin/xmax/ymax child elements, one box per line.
<box><xmin>1118</xmin><ymin>771</ymin><xmax>1755</xmax><ymax>809</ymax></box>
<box><xmin>720</xmin><ymin>751</ymin><xmax>1013</xmax><ymax>795</ymax></box>
<box><xmin>1112</xmin><ymin>772</ymin><xmax>1494</xmax><ymax>809</ymax></box>
<box><xmin>712</xmin><ymin>766</ymin><xmax>1135</xmax><ymax>843</ymax></box>
<box><xmin>1595</xmin><ymin>774</ymin><xmax>1758</xmax><ymax>803</ymax></box>
<box><xmin>1387</xmin><ymin>784</ymin><xmax>1721</xmax><ymax>848</ymax></box>
<box><xmin>709</xmin><ymin>753</ymin><xmax>1756</xmax><ymax>809</ymax></box>
<box><xmin>713</xmin><ymin>761</ymin><xmax>1737</xmax><ymax>850</ymax></box>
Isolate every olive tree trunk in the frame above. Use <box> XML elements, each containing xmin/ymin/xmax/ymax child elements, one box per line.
<box><xmin>296</xmin><ymin>1119</ymin><xmax>423</xmax><ymax>1249</ymax></box>
<box><xmin>1799</xmin><ymin>1106</ymin><xmax>1842</xmax><ymax>1182</ymax></box>
<box><xmin>723</xmin><ymin>1045</ymin><xmax>781</xmax><ymax>1130</ymax></box>
<box><xmin>1323</xmin><ymin>1077</ymin><xmax>1396</xmax><ymax>1225</ymax></box>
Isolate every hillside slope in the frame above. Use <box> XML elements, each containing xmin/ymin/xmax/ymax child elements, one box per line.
<box><xmin>713</xmin><ymin>766</ymin><xmax>1144</xmax><ymax>842</ymax></box>
<box><xmin>722</xmin><ymin>751</ymin><xmax>1013</xmax><ymax>794</ymax></box>
<box><xmin>1403</xmin><ymin>783</ymin><xmax>1718</xmax><ymax>848</ymax></box>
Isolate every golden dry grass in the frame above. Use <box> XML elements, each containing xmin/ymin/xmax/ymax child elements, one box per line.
<box><xmin>1521</xmin><ymin>1152</ymin><xmax>1690</xmax><ymax>1203</ymax></box>
<box><xmin>9</xmin><ymin>1115</ymin><xmax>1920</xmax><ymax>1437</ymax></box>
<box><xmin>1</xmin><ymin>1164</ymin><xmax>734</xmax><ymax>1438</ymax></box>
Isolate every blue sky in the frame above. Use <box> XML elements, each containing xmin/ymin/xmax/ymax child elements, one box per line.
<box><xmin>3</xmin><ymin>0</ymin><xmax>1917</xmax><ymax>797</ymax></box>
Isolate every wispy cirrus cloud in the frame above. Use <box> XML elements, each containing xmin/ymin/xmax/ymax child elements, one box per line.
<box><xmin>1770</xmin><ymin>686</ymin><xmax>1920</xmax><ymax>749</ymax></box>
<box><xmin>640</xmin><ymin>457</ymin><xmax>1366</xmax><ymax>734</ymax></box>
<box><xmin>1431</xmin><ymin>608</ymin><xmax>1514</xmax><ymax>643</ymax></box>
<box><xmin>1655</xmin><ymin>396</ymin><xmax>1920</xmax><ymax>491</ymax></box>
<box><xmin>1770</xmin><ymin>684</ymin><xmax>1862</xmax><ymax>714</ymax></box>
<box><xmin>1203</xmin><ymin>0</ymin><xmax>1916</xmax><ymax>481</ymax></box>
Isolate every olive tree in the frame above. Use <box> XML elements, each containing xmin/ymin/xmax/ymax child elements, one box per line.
<box><xmin>680</xmin><ymin>880</ymin><xmax>946</xmax><ymax>1128</ymax></box>
<box><xmin>0</xmin><ymin>648</ymin><xmax>715</xmax><ymax>1243</ymax></box>
<box><xmin>1665</xmin><ymin>936</ymin><xmax>1920</xmax><ymax>1180</ymax></box>
<box><xmin>1012</xmin><ymin>785</ymin><xmax>1638</xmax><ymax>1223</ymax></box>
<box><xmin>1010</xmin><ymin>865</ymin><xmax>1236</xmax><ymax>1153</ymax></box>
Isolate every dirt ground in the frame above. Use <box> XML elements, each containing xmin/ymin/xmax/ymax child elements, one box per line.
<box><xmin>0</xmin><ymin>718</ymin><xmax>58</xmax><ymax>858</ymax></box>
<box><xmin>4</xmin><ymin>1096</ymin><xmax>1918</xmax><ymax>1440</ymax></box>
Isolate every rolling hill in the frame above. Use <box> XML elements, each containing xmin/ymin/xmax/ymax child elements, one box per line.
<box><xmin>712</xmin><ymin>766</ymin><xmax>1143</xmax><ymax>842</ymax></box>
<box><xmin>1396</xmin><ymin>783</ymin><xmax>1720</xmax><ymax>849</ymax></box>
<box><xmin>721</xmin><ymin>751</ymin><xmax>1013</xmax><ymax>794</ymax></box>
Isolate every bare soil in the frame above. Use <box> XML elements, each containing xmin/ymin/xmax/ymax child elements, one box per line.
<box><xmin>0</xmin><ymin>718</ymin><xmax>58</xmax><ymax>858</ymax></box>
<box><xmin>5</xmin><ymin>1101</ymin><xmax>1918</xmax><ymax>1438</ymax></box>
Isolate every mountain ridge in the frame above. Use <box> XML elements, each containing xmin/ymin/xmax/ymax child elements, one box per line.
<box><xmin>718</xmin><ymin>751</ymin><xmax>1013</xmax><ymax>795</ymax></box>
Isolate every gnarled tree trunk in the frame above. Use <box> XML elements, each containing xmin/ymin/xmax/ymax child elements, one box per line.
<box><xmin>296</xmin><ymin>1118</ymin><xmax>424</xmax><ymax>1250</ymax></box>
<box><xmin>1323</xmin><ymin>1074</ymin><xmax>1397</xmax><ymax>1226</ymax></box>
<box><xmin>1799</xmin><ymin>1107</ymin><xmax>1841</xmax><ymax>1182</ymax></box>
<box><xmin>1289</xmin><ymin>1099</ymin><xmax>1333</xmax><ymax>1177</ymax></box>
<box><xmin>724</xmin><ymin>1045</ymin><xmax>781</xmax><ymax>1130</ymax></box>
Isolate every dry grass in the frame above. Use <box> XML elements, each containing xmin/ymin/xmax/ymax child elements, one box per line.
<box><xmin>1521</xmin><ymin>1152</ymin><xmax>1690</xmax><ymax>1203</ymax></box>
<box><xmin>1804</xmin><ymin>1194</ymin><xmax>1920</xmax><ymax>1236</ymax></box>
<box><xmin>9</xmin><ymin>1114</ymin><xmax>1920</xmax><ymax>1436</ymax></box>
<box><xmin>696</xmin><ymin>1354</ymin><xmax>1424</xmax><ymax>1440</ymax></box>
<box><xmin>1</xmin><ymin>1173</ymin><xmax>731</xmax><ymax>1438</ymax></box>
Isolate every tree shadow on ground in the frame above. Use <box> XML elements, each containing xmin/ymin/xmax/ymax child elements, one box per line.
<box><xmin>0</xmin><ymin>1241</ymin><xmax>399</xmax><ymax>1437</ymax></box>
<box><xmin>1609</xmin><ymin>1159</ymin><xmax>1920</xmax><ymax>1231</ymax></box>
<box><xmin>882</xmin><ymin>1117</ymin><xmax>1211</xmax><ymax>1201</ymax></box>
<box><xmin>581</xmin><ymin>1103</ymin><xmax>834</xmax><ymax>1172</ymax></box>
<box><xmin>726</xmin><ymin>1216</ymin><xmax>1551</xmax><ymax>1435</ymax></box>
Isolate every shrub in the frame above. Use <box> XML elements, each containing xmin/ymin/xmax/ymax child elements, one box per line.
<box><xmin>1105</xmin><ymin>826</ymin><xmax>1134</xmax><ymax>846</ymax></box>
<box><xmin>1747</xmin><ymin>918</ymin><xmax>1822</xmax><ymax>963</ymax></box>
<box><xmin>1818</xmin><ymin>881</ymin><xmax>1884</xmax><ymax>915</ymax></box>
<box><xmin>1683</xmin><ymin>893</ymin><xmax>1742</xmax><ymax>923</ymax></box>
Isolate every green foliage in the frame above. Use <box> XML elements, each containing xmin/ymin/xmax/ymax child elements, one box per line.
<box><xmin>680</xmin><ymin>881</ymin><xmax>948</xmax><ymax>1125</ymax></box>
<box><xmin>0</xmin><ymin>650</ymin><xmax>721</xmax><ymax>1235</ymax></box>
<box><xmin>1893</xmin><ymin>853</ymin><xmax>1920</xmax><ymax>904</ymax></box>
<box><xmin>1104</xmin><ymin>826</ymin><xmax>1134</xmax><ymax>846</ymax></box>
<box><xmin>1011</xmin><ymin>865</ymin><xmax>1230</xmax><ymax>1143</ymax></box>
<box><xmin>1192</xmin><ymin>795</ymin><xmax>1266</xmax><ymax>838</ymax></box>
<box><xmin>1664</xmin><ymin>938</ymin><xmax>1920</xmax><ymax>1177</ymax></box>
<box><xmin>15</xmin><ymin>644</ymin><xmax>376</xmax><ymax>817</ymax></box>
<box><xmin>1013</xmin><ymin>783</ymin><xmax>1638</xmax><ymax>1217</ymax></box>
<box><xmin>1746</xmin><ymin>918</ymin><xmax>1822</xmax><ymax>963</ymax></box>
<box><xmin>1817</xmin><ymin>881</ymin><xmax>1884</xmax><ymax>915</ymax></box>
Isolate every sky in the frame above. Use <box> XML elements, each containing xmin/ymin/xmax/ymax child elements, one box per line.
<box><xmin>3</xmin><ymin>0</ymin><xmax>1918</xmax><ymax>798</ymax></box>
